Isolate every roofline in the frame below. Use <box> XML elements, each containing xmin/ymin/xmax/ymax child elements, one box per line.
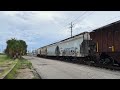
<box><xmin>39</xmin><ymin>31</ymin><xmax>89</xmax><ymax>49</ymax></box>
<box><xmin>48</xmin><ymin>31</ymin><xmax>89</xmax><ymax>46</ymax></box>
<box><xmin>92</xmin><ymin>19</ymin><xmax>120</xmax><ymax>32</ymax></box>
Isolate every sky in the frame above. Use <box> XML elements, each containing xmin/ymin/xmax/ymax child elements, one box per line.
<box><xmin>1</xmin><ymin>11</ymin><xmax>120</xmax><ymax>52</ymax></box>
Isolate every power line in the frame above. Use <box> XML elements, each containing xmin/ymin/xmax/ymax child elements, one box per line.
<box><xmin>50</xmin><ymin>13</ymin><xmax>83</xmax><ymax>29</ymax></box>
<box><xmin>65</xmin><ymin>12</ymin><xmax>120</xmax><ymax>38</ymax></box>
<box><xmin>60</xmin><ymin>12</ymin><xmax>88</xmax><ymax>28</ymax></box>
<box><xmin>53</xmin><ymin>12</ymin><xmax>88</xmax><ymax>31</ymax></box>
<box><xmin>89</xmin><ymin>14</ymin><xmax>120</xmax><ymax>31</ymax></box>
<box><xmin>74</xmin><ymin>11</ymin><xmax>95</xmax><ymax>34</ymax></box>
<box><xmin>72</xmin><ymin>11</ymin><xmax>88</xmax><ymax>23</ymax></box>
<box><xmin>53</xmin><ymin>11</ymin><xmax>95</xmax><ymax>38</ymax></box>
<box><xmin>101</xmin><ymin>15</ymin><xmax>120</xmax><ymax>26</ymax></box>
<box><xmin>67</xmin><ymin>12</ymin><xmax>88</xmax><ymax>37</ymax></box>
<box><xmin>68</xmin><ymin>11</ymin><xmax>95</xmax><ymax>37</ymax></box>
<box><xmin>74</xmin><ymin>11</ymin><xmax>95</xmax><ymax>25</ymax></box>
<box><xmin>81</xmin><ymin>12</ymin><xmax>120</xmax><ymax>32</ymax></box>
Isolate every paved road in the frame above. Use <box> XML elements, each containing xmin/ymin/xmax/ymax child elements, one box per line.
<box><xmin>23</xmin><ymin>56</ymin><xmax>120</xmax><ymax>79</ymax></box>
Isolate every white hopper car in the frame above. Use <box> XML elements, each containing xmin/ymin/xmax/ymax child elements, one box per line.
<box><xmin>37</xmin><ymin>32</ymin><xmax>96</xmax><ymax>59</ymax></box>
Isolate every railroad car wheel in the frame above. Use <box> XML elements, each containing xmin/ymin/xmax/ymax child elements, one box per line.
<box><xmin>99</xmin><ymin>57</ymin><xmax>113</xmax><ymax>65</ymax></box>
<box><xmin>103</xmin><ymin>58</ymin><xmax>111</xmax><ymax>65</ymax></box>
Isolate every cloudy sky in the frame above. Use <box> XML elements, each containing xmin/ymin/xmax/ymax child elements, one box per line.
<box><xmin>0</xmin><ymin>11</ymin><xmax>120</xmax><ymax>52</ymax></box>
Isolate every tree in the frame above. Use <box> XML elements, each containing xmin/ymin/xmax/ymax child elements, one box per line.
<box><xmin>5</xmin><ymin>38</ymin><xmax>27</xmax><ymax>59</ymax></box>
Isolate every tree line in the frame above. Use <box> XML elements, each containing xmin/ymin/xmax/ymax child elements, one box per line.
<box><xmin>5</xmin><ymin>38</ymin><xmax>27</xmax><ymax>59</ymax></box>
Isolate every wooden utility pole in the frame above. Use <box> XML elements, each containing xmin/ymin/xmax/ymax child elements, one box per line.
<box><xmin>70</xmin><ymin>22</ymin><xmax>74</xmax><ymax>37</ymax></box>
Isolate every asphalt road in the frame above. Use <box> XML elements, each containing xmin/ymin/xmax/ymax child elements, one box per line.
<box><xmin>23</xmin><ymin>56</ymin><xmax>120</xmax><ymax>79</ymax></box>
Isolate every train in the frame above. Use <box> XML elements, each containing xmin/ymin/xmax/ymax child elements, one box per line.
<box><xmin>36</xmin><ymin>20</ymin><xmax>120</xmax><ymax>67</ymax></box>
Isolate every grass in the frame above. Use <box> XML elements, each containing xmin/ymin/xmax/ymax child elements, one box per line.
<box><xmin>0</xmin><ymin>55</ymin><xmax>36</xmax><ymax>79</ymax></box>
<box><xmin>4</xmin><ymin>59</ymin><xmax>19</xmax><ymax>79</ymax></box>
<box><xmin>5</xmin><ymin>58</ymin><xmax>33</xmax><ymax>79</ymax></box>
<box><xmin>0</xmin><ymin>55</ymin><xmax>17</xmax><ymax>78</ymax></box>
<box><xmin>0</xmin><ymin>55</ymin><xmax>10</xmax><ymax>62</ymax></box>
<box><xmin>18</xmin><ymin>58</ymin><xmax>32</xmax><ymax>69</ymax></box>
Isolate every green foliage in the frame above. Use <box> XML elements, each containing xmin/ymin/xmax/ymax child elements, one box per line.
<box><xmin>5</xmin><ymin>38</ymin><xmax>27</xmax><ymax>59</ymax></box>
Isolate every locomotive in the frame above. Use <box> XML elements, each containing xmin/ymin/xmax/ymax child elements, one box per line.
<box><xmin>36</xmin><ymin>20</ymin><xmax>120</xmax><ymax>67</ymax></box>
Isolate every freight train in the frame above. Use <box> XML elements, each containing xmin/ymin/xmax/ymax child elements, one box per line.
<box><xmin>36</xmin><ymin>20</ymin><xmax>120</xmax><ymax>67</ymax></box>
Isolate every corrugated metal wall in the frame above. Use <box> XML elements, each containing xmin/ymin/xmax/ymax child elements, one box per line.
<box><xmin>90</xmin><ymin>22</ymin><xmax>120</xmax><ymax>53</ymax></box>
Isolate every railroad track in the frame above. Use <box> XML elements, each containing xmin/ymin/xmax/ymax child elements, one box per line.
<box><xmin>73</xmin><ymin>61</ymin><xmax>120</xmax><ymax>71</ymax></box>
<box><xmin>91</xmin><ymin>63</ymin><xmax>120</xmax><ymax>71</ymax></box>
<box><xmin>0</xmin><ymin>60</ymin><xmax>18</xmax><ymax>79</ymax></box>
<box><xmin>68</xmin><ymin>60</ymin><xmax>120</xmax><ymax>71</ymax></box>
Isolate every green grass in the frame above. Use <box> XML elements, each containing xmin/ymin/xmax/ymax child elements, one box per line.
<box><xmin>0</xmin><ymin>55</ymin><xmax>33</xmax><ymax>79</ymax></box>
<box><xmin>0</xmin><ymin>55</ymin><xmax>14</xmax><ymax>65</ymax></box>
<box><xmin>18</xmin><ymin>58</ymin><xmax>32</xmax><ymax>69</ymax></box>
<box><xmin>0</xmin><ymin>55</ymin><xmax>9</xmax><ymax>62</ymax></box>
<box><xmin>5</xmin><ymin>58</ymin><xmax>32</xmax><ymax>79</ymax></box>
<box><xmin>0</xmin><ymin>55</ymin><xmax>17</xmax><ymax>78</ymax></box>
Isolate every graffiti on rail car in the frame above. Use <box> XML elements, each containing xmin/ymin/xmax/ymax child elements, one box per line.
<box><xmin>61</xmin><ymin>47</ymin><xmax>78</xmax><ymax>56</ymax></box>
<box><xmin>55</xmin><ymin>46</ymin><xmax>60</xmax><ymax>56</ymax></box>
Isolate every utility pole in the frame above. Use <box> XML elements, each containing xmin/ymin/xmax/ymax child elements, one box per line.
<box><xmin>69</xmin><ymin>22</ymin><xmax>74</xmax><ymax>37</ymax></box>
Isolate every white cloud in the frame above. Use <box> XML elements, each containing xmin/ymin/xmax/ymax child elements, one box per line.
<box><xmin>1</xmin><ymin>11</ymin><xmax>120</xmax><ymax>51</ymax></box>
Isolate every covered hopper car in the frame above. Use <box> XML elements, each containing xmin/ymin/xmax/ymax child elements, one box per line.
<box><xmin>37</xmin><ymin>32</ymin><xmax>96</xmax><ymax>62</ymax></box>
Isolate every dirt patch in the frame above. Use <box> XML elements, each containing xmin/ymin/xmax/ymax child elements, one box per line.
<box><xmin>16</xmin><ymin>68</ymin><xmax>35</xmax><ymax>79</ymax></box>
